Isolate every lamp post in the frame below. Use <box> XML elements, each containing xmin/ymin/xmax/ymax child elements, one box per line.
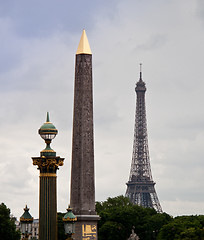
<box><xmin>32</xmin><ymin>112</ymin><xmax>64</xmax><ymax>240</ymax></box>
<box><xmin>20</xmin><ymin>205</ymin><xmax>33</xmax><ymax>240</ymax></box>
<box><xmin>63</xmin><ymin>206</ymin><xmax>77</xmax><ymax>240</ymax></box>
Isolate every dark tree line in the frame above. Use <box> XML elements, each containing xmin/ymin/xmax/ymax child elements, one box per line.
<box><xmin>96</xmin><ymin>195</ymin><xmax>171</xmax><ymax>240</ymax></box>
<box><xmin>95</xmin><ymin>196</ymin><xmax>204</xmax><ymax>240</ymax></box>
<box><xmin>0</xmin><ymin>203</ymin><xmax>21</xmax><ymax>240</ymax></box>
<box><xmin>157</xmin><ymin>215</ymin><xmax>204</xmax><ymax>240</ymax></box>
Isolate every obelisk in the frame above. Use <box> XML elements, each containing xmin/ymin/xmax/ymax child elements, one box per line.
<box><xmin>70</xmin><ymin>30</ymin><xmax>99</xmax><ymax>240</ymax></box>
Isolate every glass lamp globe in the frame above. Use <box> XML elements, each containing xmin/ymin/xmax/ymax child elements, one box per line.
<box><xmin>39</xmin><ymin>112</ymin><xmax>58</xmax><ymax>141</ymax></box>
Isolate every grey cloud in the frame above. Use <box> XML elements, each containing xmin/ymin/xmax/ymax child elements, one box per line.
<box><xmin>196</xmin><ymin>0</ymin><xmax>204</xmax><ymax>24</ymax></box>
<box><xmin>0</xmin><ymin>0</ymin><xmax>119</xmax><ymax>38</ymax></box>
<box><xmin>135</xmin><ymin>34</ymin><xmax>167</xmax><ymax>51</ymax></box>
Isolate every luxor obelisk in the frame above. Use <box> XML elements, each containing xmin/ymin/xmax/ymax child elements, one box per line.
<box><xmin>70</xmin><ymin>30</ymin><xmax>99</xmax><ymax>240</ymax></box>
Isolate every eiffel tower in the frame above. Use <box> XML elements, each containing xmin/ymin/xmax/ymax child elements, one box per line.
<box><xmin>125</xmin><ymin>64</ymin><xmax>162</xmax><ymax>212</ymax></box>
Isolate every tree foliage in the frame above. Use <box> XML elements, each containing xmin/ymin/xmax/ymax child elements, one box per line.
<box><xmin>157</xmin><ymin>215</ymin><xmax>204</xmax><ymax>240</ymax></box>
<box><xmin>96</xmin><ymin>195</ymin><xmax>172</xmax><ymax>240</ymax></box>
<box><xmin>96</xmin><ymin>196</ymin><xmax>204</xmax><ymax>240</ymax></box>
<box><xmin>0</xmin><ymin>203</ymin><xmax>21</xmax><ymax>240</ymax></box>
<box><xmin>57</xmin><ymin>212</ymin><xmax>66</xmax><ymax>240</ymax></box>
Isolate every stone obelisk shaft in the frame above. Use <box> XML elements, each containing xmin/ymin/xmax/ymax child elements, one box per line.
<box><xmin>71</xmin><ymin>52</ymin><xmax>95</xmax><ymax>215</ymax></box>
<box><xmin>70</xmin><ymin>30</ymin><xmax>99</xmax><ymax>240</ymax></box>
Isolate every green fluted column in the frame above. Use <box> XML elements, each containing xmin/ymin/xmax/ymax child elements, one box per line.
<box><xmin>33</xmin><ymin>156</ymin><xmax>64</xmax><ymax>240</ymax></box>
<box><xmin>39</xmin><ymin>173</ymin><xmax>57</xmax><ymax>240</ymax></box>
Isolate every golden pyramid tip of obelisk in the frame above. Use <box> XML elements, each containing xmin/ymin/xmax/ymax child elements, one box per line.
<box><xmin>76</xmin><ymin>29</ymin><xmax>92</xmax><ymax>55</ymax></box>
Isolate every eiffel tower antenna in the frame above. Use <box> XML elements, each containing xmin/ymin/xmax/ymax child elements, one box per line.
<box><xmin>140</xmin><ymin>63</ymin><xmax>142</xmax><ymax>80</ymax></box>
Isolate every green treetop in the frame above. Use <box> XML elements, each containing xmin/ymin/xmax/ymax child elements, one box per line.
<box><xmin>0</xmin><ymin>203</ymin><xmax>21</xmax><ymax>240</ymax></box>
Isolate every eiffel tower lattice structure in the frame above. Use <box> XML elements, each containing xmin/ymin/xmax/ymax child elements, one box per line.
<box><xmin>125</xmin><ymin>65</ymin><xmax>162</xmax><ymax>212</ymax></box>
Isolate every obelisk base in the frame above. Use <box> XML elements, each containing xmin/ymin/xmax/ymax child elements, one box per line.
<box><xmin>73</xmin><ymin>215</ymin><xmax>100</xmax><ymax>240</ymax></box>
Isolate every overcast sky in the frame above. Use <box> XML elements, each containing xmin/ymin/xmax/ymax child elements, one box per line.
<box><xmin>0</xmin><ymin>0</ymin><xmax>204</xmax><ymax>219</ymax></box>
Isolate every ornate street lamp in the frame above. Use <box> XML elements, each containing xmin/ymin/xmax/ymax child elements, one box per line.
<box><xmin>32</xmin><ymin>112</ymin><xmax>64</xmax><ymax>240</ymax></box>
<box><xmin>20</xmin><ymin>205</ymin><xmax>33</xmax><ymax>240</ymax></box>
<box><xmin>63</xmin><ymin>206</ymin><xmax>77</xmax><ymax>240</ymax></box>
